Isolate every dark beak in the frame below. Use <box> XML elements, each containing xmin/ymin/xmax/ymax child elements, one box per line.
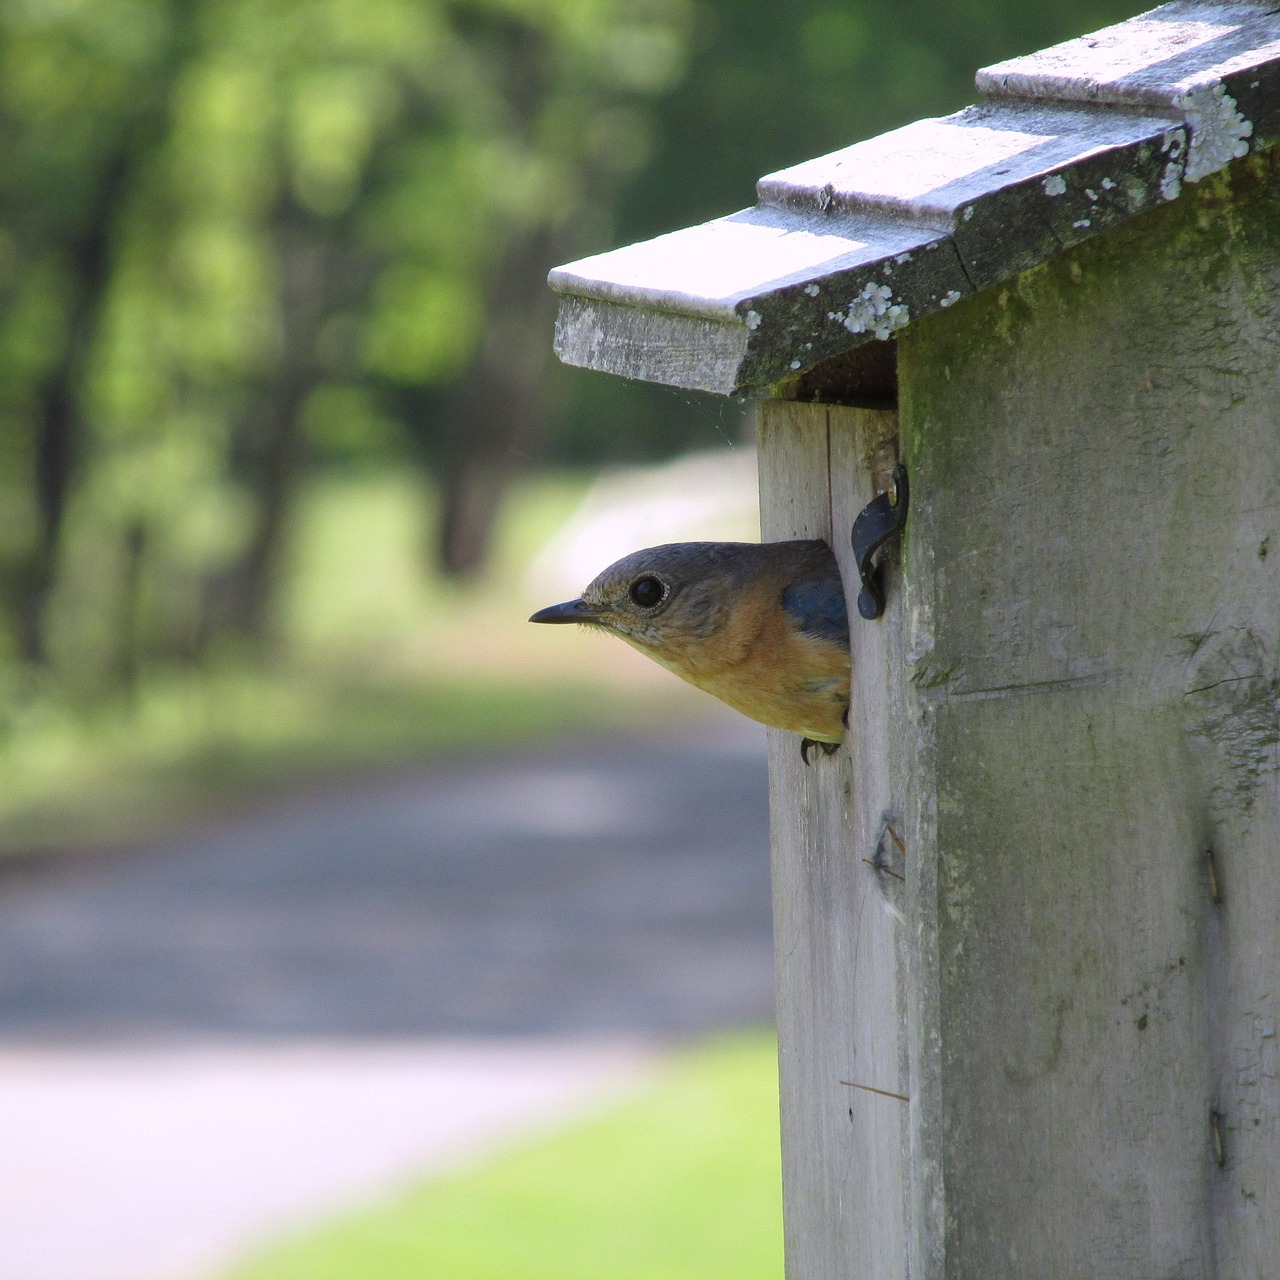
<box><xmin>528</xmin><ymin>598</ymin><xmax>602</xmax><ymax>625</ymax></box>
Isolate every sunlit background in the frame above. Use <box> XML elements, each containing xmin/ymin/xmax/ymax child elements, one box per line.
<box><xmin>0</xmin><ymin>1</ymin><xmax>1139</xmax><ymax>1277</ymax></box>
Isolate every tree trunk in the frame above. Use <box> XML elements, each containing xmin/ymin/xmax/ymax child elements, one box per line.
<box><xmin>434</xmin><ymin>229</ymin><xmax>561</xmax><ymax>578</ymax></box>
<box><xmin>198</xmin><ymin>197</ymin><xmax>338</xmax><ymax>646</ymax></box>
<box><xmin>16</xmin><ymin>0</ymin><xmax>197</xmax><ymax>668</ymax></box>
<box><xmin>18</xmin><ymin>144</ymin><xmax>134</xmax><ymax>665</ymax></box>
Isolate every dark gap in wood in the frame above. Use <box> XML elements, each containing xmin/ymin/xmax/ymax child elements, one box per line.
<box><xmin>781</xmin><ymin>339</ymin><xmax>898</xmax><ymax>410</ymax></box>
<box><xmin>824</xmin><ymin>407</ymin><xmax>836</xmax><ymax>545</ymax></box>
<box><xmin>862</xmin><ymin>410</ymin><xmax>900</xmax><ymax>499</ymax></box>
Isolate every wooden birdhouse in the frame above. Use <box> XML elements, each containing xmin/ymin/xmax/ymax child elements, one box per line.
<box><xmin>548</xmin><ymin>3</ymin><xmax>1280</xmax><ymax>1275</ymax></box>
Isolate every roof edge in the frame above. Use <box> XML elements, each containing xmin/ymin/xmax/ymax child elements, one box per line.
<box><xmin>550</xmin><ymin>0</ymin><xmax>1280</xmax><ymax>397</ymax></box>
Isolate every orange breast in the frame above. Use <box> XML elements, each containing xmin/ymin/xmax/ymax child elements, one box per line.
<box><xmin>636</xmin><ymin>592</ymin><xmax>850</xmax><ymax>741</ymax></box>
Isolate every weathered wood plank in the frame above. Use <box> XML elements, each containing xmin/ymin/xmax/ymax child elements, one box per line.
<box><xmin>758</xmin><ymin>102</ymin><xmax>1186</xmax><ymax>291</ymax></box>
<box><xmin>758</xmin><ymin>148</ymin><xmax>1280</xmax><ymax>1280</ymax></box>
<box><xmin>897</xmin><ymin>146</ymin><xmax>1280</xmax><ymax>1278</ymax></box>
<box><xmin>758</xmin><ymin>401</ymin><xmax>909</xmax><ymax>1280</ymax></box>
<box><xmin>551</xmin><ymin>210</ymin><xmax>965</xmax><ymax>396</ymax></box>
<box><xmin>551</xmin><ymin>3</ymin><xmax>1280</xmax><ymax>397</ymax></box>
<box><xmin>553</xmin><ymin>296</ymin><xmax>750</xmax><ymax>396</ymax></box>
<box><xmin>978</xmin><ymin>0</ymin><xmax>1280</xmax><ymax>177</ymax></box>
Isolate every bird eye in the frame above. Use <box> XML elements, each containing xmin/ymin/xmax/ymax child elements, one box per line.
<box><xmin>628</xmin><ymin>576</ymin><xmax>666</xmax><ymax>609</ymax></box>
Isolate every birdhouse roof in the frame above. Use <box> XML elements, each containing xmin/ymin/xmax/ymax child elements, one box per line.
<box><xmin>549</xmin><ymin>1</ymin><xmax>1280</xmax><ymax>398</ymax></box>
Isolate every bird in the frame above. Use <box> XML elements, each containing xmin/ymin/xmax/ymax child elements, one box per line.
<box><xmin>529</xmin><ymin>540</ymin><xmax>850</xmax><ymax>763</ymax></box>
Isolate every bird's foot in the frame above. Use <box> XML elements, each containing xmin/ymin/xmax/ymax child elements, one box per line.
<box><xmin>800</xmin><ymin>737</ymin><xmax>841</xmax><ymax>766</ymax></box>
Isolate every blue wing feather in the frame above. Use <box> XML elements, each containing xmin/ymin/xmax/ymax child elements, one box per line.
<box><xmin>781</xmin><ymin>575</ymin><xmax>849</xmax><ymax>649</ymax></box>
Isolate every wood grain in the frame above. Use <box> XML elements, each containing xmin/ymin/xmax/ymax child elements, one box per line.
<box><xmin>758</xmin><ymin>401</ymin><xmax>909</xmax><ymax>1280</ymax></box>
<box><xmin>897</xmin><ymin>150</ymin><xmax>1280</xmax><ymax>1278</ymax></box>
<box><xmin>758</xmin><ymin>152</ymin><xmax>1280</xmax><ymax>1279</ymax></box>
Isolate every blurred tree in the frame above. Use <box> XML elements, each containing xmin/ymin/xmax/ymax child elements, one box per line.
<box><xmin>0</xmin><ymin>0</ymin><xmax>1148</xmax><ymax>703</ymax></box>
<box><xmin>355</xmin><ymin>0</ymin><xmax>695</xmax><ymax>575</ymax></box>
<box><xmin>0</xmin><ymin>0</ymin><xmax>196</xmax><ymax>666</ymax></box>
<box><xmin>177</xmin><ymin>0</ymin><xmax>697</xmax><ymax>611</ymax></box>
<box><xmin>5</xmin><ymin>0</ymin><xmax>695</xmax><ymax>670</ymax></box>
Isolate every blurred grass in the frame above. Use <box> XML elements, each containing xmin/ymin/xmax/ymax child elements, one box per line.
<box><xmin>0</xmin><ymin>469</ymin><xmax>709</xmax><ymax>857</ymax></box>
<box><xmin>226</xmin><ymin>1032</ymin><xmax>783</xmax><ymax>1280</ymax></box>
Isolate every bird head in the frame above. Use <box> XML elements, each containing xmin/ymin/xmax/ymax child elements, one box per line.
<box><xmin>528</xmin><ymin>542</ymin><xmax>745</xmax><ymax>654</ymax></box>
<box><xmin>530</xmin><ymin>539</ymin><xmax>850</xmax><ymax>750</ymax></box>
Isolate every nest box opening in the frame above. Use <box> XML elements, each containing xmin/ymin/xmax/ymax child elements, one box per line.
<box><xmin>777</xmin><ymin>339</ymin><xmax>898</xmax><ymax>410</ymax></box>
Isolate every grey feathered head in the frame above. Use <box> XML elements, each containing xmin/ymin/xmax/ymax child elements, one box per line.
<box><xmin>528</xmin><ymin>542</ymin><xmax>762</xmax><ymax>646</ymax></box>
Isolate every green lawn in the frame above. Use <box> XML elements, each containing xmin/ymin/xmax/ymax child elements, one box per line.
<box><xmin>0</xmin><ymin>668</ymin><xmax>668</xmax><ymax>854</ymax></box>
<box><xmin>225</xmin><ymin>1033</ymin><xmax>784</xmax><ymax>1280</ymax></box>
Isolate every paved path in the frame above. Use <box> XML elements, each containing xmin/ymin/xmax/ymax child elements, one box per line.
<box><xmin>0</xmin><ymin>1040</ymin><xmax>653</xmax><ymax>1280</ymax></box>
<box><xmin>0</xmin><ymin>722</ymin><xmax>773</xmax><ymax>1279</ymax></box>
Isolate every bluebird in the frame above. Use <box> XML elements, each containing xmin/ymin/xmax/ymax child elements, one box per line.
<box><xmin>529</xmin><ymin>540</ymin><xmax>850</xmax><ymax>762</ymax></box>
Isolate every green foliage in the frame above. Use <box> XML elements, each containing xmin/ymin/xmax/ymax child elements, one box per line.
<box><xmin>225</xmin><ymin>1032</ymin><xmax>783</xmax><ymax>1280</ymax></box>
<box><xmin>0</xmin><ymin>0</ymin><xmax>696</xmax><ymax>687</ymax></box>
<box><xmin>0</xmin><ymin>467</ymin><xmax>697</xmax><ymax>855</ymax></box>
<box><xmin>0</xmin><ymin>0</ymin><xmax>1146</xmax><ymax>728</ymax></box>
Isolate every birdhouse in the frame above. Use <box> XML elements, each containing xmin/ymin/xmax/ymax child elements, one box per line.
<box><xmin>548</xmin><ymin>3</ymin><xmax>1280</xmax><ymax>1276</ymax></box>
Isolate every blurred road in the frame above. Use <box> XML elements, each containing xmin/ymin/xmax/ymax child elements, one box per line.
<box><xmin>0</xmin><ymin>721</ymin><xmax>774</xmax><ymax>1280</ymax></box>
<box><xmin>0</xmin><ymin>721</ymin><xmax>772</xmax><ymax>1039</ymax></box>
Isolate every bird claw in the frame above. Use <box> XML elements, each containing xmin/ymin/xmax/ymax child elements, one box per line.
<box><xmin>800</xmin><ymin>737</ymin><xmax>840</xmax><ymax>765</ymax></box>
